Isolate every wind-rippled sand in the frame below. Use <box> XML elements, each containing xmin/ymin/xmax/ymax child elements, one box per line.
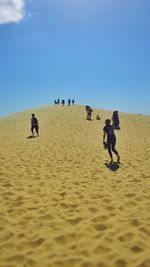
<box><xmin>0</xmin><ymin>105</ymin><xmax>150</xmax><ymax>267</ymax></box>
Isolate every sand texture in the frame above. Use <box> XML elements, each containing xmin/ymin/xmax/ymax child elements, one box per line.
<box><xmin>0</xmin><ymin>105</ymin><xmax>150</xmax><ymax>267</ymax></box>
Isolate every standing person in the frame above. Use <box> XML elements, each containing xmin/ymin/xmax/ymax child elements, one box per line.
<box><xmin>103</xmin><ymin>119</ymin><xmax>120</xmax><ymax>163</ymax></box>
<box><xmin>112</xmin><ymin>110</ymin><xmax>120</xmax><ymax>129</ymax></box>
<box><xmin>85</xmin><ymin>105</ymin><xmax>93</xmax><ymax>120</ymax></box>
<box><xmin>31</xmin><ymin>113</ymin><xmax>39</xmax><ymax>137</ymax></box>
<box><xmin>88</xmin><ymin>106</ymin><xmax>93</xmax><ymax>120</ymax></box>
<box><xmin>72</xmin><ymin>99</ymin><xmax>75</xmax><ymax>106</ymax></box>
<box><xmin>57</xmin><ymin>99</ymin><xmax>60</xmax><ymax>105</ymax></box>
<box><xmin>85</xmin><ymin>105</ymin><xmax>89</xmax><ymax>120</ymax></box>
<box><xmin>68</xmin><ymin>99</ymin><xmax>71</xmax><ymax>106</ymax></box>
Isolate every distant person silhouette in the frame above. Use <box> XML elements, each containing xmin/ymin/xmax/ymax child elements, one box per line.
<box><xmin>31</xmin><ymin>113</ymin><xmax>39</xmax><ymax>137</ymax></box>
<box><xmin>68</xmin><ymin>99</ymin><xmax>71</xmax><ymax>106</ymax></box>
<box><xmin>112</xmin><ymin>110</ymin><xmax>120</xmax><ymax>129</ymax></box>
<box><xmin>57</xmin><ymin>99</ymin><xmax>60</xmax><ymax>105</ymax></box>
<box><xmin>61</xmin><ymin>99</ymin><xmax>65</xmax><ymax>106</ymax></box>
<box><xmin>85</xmin><ymin>105</ymin><xmax>89</xmax><ymax>119</ymax></box>
<box><xmin>85</xmin><ymin>105</ymin><xmax>93</xmax><ymax>120</ymax></box>
<box><xmin>103</xmin><ymin>119</ymin><xmax>120</xmax><ymax>163</ymax></box>
<box><xmin>54</xmin><ymin>100</ymin><xmax>57</xmax><ymax>105</ymax></box>
<box><xmin>72</xmin><ymin>99</ymin><xmax>75</xmax><ymax>106</ymax></box>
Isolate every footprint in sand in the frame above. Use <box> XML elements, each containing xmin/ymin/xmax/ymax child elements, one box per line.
<box><xmin>93</xmin><ymin>224</ymin><xmax>109</xmax><ymax>232</ymax></box>
<box><xmin>51</xmin><ymin>197</ymin><xmax>59</xmax><ymax>206</ymax></box>
<box><xmin>105</xmin><ymin>205</ymin><xmax>115</xmax><ymax>211</ymax></box>
<box><xmin>69</xmin><ymin>203</ymin><xmax>79</xmax><ymax>209</ymax></box>
<box><xmin>102</xmin><ymin>197</ymin><xmax>111</xmax><ymax>203</ymax></box>
<box><xmin>55</xmin><ymin>233</ymin><xmax>77</xmax><ymax>245</ymax></box>
<box><xmin>88</xmin><ymin>207</ymin><xmax>99</xmax><ymax>214</ymax></box>
<box><xmin>60</xmin><ymin>202</ymin><xmax>69</xmax><ymax>209</ymax></box>
<box><xmin>59</xmin><ymin>192</ymin><xmax>67</xmax><ymax>197</ymax></box>
<box><xmin>114</xmin><ymin>259</ymin><xmax>128</xmax><ymax>267</ymax></box>
<box><xmin>6</xmin><ymin>254</ymin><xmax>26</xmax><ymax>264</ymax></box>
<box><xmin>118</xmin><ymin>232</ymin><xmax>134</xmax><ymax>242</ymax></box>
<box><xmin>119</xmin><ymin>201</ymin><xmax>137</xmax><ymax>210</ymax></box>
<box><xmin>139</xmin><ymin>227</ymin><xmax>150</xmax><ymax>236</ymax></box>
<box><xmin>93</xmin><ymin>244</ymin><xmax>111</xmax><ymax>254</ymax></box>
<box><xmin>125</xmin><ymin>193</ymin><xmax>136</xmax><ymax>198</ymax></box>
<box><xmin>92</xmin><ymin>215</ymin><xmax>108</xmax><ymax>223</ymax></box>
<box><xmin>17</xmin><ymin>238</ymin><xmax>45</xmax><ymax>252</ymax></box>
<box><xmin>53</xmin><ymin>258</ymin><xmax>81</xmax><ymax>267</ymax></box>
<box><xmin>39</xmin><ymin>214</ymin><xmax>53</xmax><ymax>220</ymax></box>
<box><xmin>130</xmin><ymin>245</ymin><xmax>144</xmax><ymax>253</ymax></box>
<box><xmin>129</xmin><ymin>219</ymin><xmax>140</xmax><ymax>227</ymax></box>
<box><xmin>66</xmin><ymin>217</ymin><xmax>83</xmax><ymax>225</ymax></box>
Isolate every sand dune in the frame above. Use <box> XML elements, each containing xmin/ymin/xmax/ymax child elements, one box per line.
<box><xmin>0</xmin><ymin>105</ymin><xmax>150</xmax><ymax>267</ymax></box>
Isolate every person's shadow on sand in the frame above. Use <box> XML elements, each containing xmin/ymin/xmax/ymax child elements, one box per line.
<box><xmin>105</xmin><ymin>162</ymin><xmax>120</xmax><ymax>171</ymax></box>
<box><xmin>27</xmin><ymin>135</ymin><xmax>36</xmax><ymax>139</ymax></box>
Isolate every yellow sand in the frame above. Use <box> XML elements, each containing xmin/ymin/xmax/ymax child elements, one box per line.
<box><xmin>0</xmin><ymin>105</ymin><xmax>150</xmax><ymax>267</ymax></box>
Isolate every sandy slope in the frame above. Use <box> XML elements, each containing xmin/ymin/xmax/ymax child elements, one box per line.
<box><xmin>0</xmin><ymin>105</ymin><xmax>150</xmax><ymax>267</ymax></box>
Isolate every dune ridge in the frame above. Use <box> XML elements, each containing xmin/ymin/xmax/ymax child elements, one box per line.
<box><xmin>0</xmin><ymin>105</ymin><xmax>150</xmax><ymax>267</ymax></box>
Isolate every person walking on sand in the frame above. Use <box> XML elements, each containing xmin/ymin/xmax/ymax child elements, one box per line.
<box><xmin>85</xmin><ymin>105</ymin><xmax>93</xmax><ymax>120</ymax></box>
<box><xmin>31</xmin><ymin>113</ymin><xmax>39</xmax><ymax>137</ymax></box>
<box><xmin>72</xmin><ymin>99</ymin><xmax>75</xmax><ymax>106</ymax></box>
<box><xmin>85</xmin><ymin>105</ymin><xmax>89</xmax><ymax>120</ymax></box>
<box><xmin>103</xmin><ymin>119</ymin><xmax>120</xmax><ymax>163</ymax></box>
<box><xmin>89</xmin><ymin>106</ymin><xmax>93</xmax><ymax>120</ymax></box>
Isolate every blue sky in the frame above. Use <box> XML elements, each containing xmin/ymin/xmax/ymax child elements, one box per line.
<box><xmin>0</xmin><ymin>0</ymin><xmax>150</xmax><ymax>116</ymax></box>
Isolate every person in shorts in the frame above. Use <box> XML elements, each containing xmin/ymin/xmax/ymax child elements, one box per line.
<box><xmin>31</xmin><ymin>113</ymin><xmax>39</xmax><ymax>137</ymax></box>
<box><xmin>103</xmin><ymin>119</ymin><xmax>120</xmax><ymax>163</ymax></box>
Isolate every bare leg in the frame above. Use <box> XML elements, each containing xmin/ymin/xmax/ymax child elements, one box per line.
<box><xmin>107</xmin><ymin>143</ymin><xmax>113</xmax><ymax>163</ymax></box>
<box><xmin>35</xmin><ymin>126</ymin><xmax>39</xmax><ymax>136</ymax></box>
<box><xmin>111</xmin><ymin>138</ymin><xmax>120</xmax><ymax>163</ymax></box>
<box><xmin>31</xmin><ymin>126</ymin><xmax>34</xmax><ymax>136</ymax></box>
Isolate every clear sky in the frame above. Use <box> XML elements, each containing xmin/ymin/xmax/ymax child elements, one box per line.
<box><xmin>0</xmin><ymin>0</ymin><xmax>150</xmax><ymax>116</ymax></box>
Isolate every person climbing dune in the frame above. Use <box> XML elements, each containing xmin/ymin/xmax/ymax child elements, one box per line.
<box><xmin>103</xmin><ymin>119</ymin><xmax>120</xmax><ymax>164</ymax></box>
<box><xmin>31</xmin><ymin>113</ymin><xmax>39</xmax><ymax>137</ymax></box>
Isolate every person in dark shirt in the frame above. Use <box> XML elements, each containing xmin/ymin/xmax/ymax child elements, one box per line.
<box><xmin>68</xmin><ymin>99</ymin><xmax>71</xmax><ymax>106</ymax></box>
<box><xmin>103</xmin><ymin>119</ymin><xmax>120</xmax><ymax>163</ymax></box>
<box><xmin>112</xmin><ymin>110</ymin><xmax>120</xmax><ymax>129</ymax></box>
<box><xmin>85</xmin><ymin>105</ymin><xmax>93</xmax><ymax>120</ymax></box>
<box><xmin>31</xmin><ymin>113</ymin><xmax>39</xmax><ymax>137</ymax></box>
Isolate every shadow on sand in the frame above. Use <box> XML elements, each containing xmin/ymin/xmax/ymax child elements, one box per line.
<box><xmin>105</xmin><ymin>162</ymin><xmax>120</xmax><ymax>171</ymax></box>
<box><xmin>27</xmin><ymin>135</ymin><xmax>36</xmax><ymax>139</ymax></box>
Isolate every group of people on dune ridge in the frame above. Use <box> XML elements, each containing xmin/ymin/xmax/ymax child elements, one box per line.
<box><xmin>54</xmin><ymin>98</ymin><xmax>75</xmax><ymax>106</ymax></box>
